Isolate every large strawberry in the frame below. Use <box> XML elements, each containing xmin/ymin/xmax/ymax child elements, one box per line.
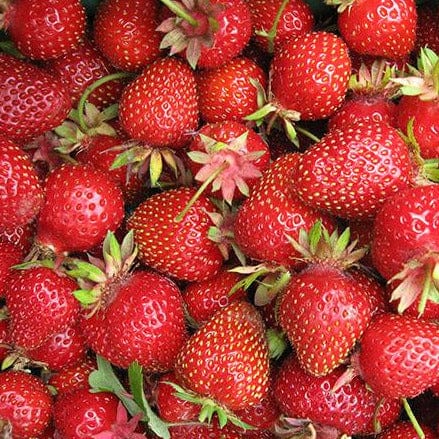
<box><xmin>358</xmin><ymin>313</ymin><xmax>439</xmax><ymax>399</ymax></box>
<box><xmin>0</xmin><ymin>370</ymin><xmax>53</xmax><ymax>439</ymax></box>
<box><xmin>92</xmin><ymin>0</ymin><xmax>162</xmax><ymax>72</ymax></box>
<box><xmin>127</xmin><ymin>186</ymin><xmax>223</xmax><ymax>282</ymax></box>
<box><xmin>291</xmin><ymin>120</ymin><xmax>415</xmax><ymax>220</ymax></box>
<box><xmin>0</xmin><ymin>54</ymin><xmax>71</xmax><ymax>143</ymax></box>
<box><xmin>118</xmin><ymin>56</ymin><xmax>199</xmax><ymax>149</ymax></box>
<box><xmin>2</xmin><ymin>0</ymin><xmax>86</xmax><ymax>60</ymax></box>
<box><xmin>35</xmin><ymin>163</ymin><xmax>125</xmax><ymax>255</ymax></box>
<box><xmin>329</xmin><ymin>0</ymin><xmax>417</xmax><ymax>60</ymax></box>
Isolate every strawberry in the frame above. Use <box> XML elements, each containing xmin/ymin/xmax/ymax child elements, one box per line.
<box><xmin>196</xmin><ymin>56</ymin><xmax>268</xmax><ymax>124</ymax></box>
<box><xmin>377</xmin><ymin>420</ymin><xmax>437</xmax><ymax>439</ymax></box>
<box><xmin>92</xmin><ymin>0</ymin><xmax>162</xmax><ymax>72</ymax></box>
<box><xmin>5</xmin><ymin>265</ymin><xmax>80</xmax><ymax>350</ymax></box>
<box><xmin>0</xmin><ymin>370</ymin><xmax>52</xmax><ymax>439</ymax></box>
<box><xmin>127</xmin><ymin>187</ymin><xmax>223</xmax><ymax>282</ymax></box>
<box><xmin>277</xmin><ymin>222</ymin><xmax>373</xmax><ymax>376</ymax></box>
<box><xmin>2</xmin><ymin>0</ymin><xmax>86</xmax><ymax>60</ymax></box>
<box><xmin>0</xmin><ymin>221</ymin><xmax>35</xmax><ymax>255</ymax></box>
<box><xmin>331</xmin><ymin>0</ymin><xmax>417</xmax><ymax>60</ymax></box>
<box><xmin>247</xmin><ymin>0</ymin><xmax>314</xmax><ymax>53</ymax></box>
<box><xmin>358</xmin><ymin>313</ymin><xmax>439</xmax><ymax>399</ymax></box>
<box><xmin>174</xmin><ymin>300</ymin><xmax>270</xmax><ymax>413</ymax></box>
<box><xmin>273</xmin><ymin>354</ymin><xmax>401</xmax><ymax>436</ymax></box>
<box><xmin>371</xmin><ymin>184</ymin><xmax>439</xmax><ymax>316</ymax></box>
<box><xmin>0</xmin><ymin>53</ymin><xmax>71</xmax><ymax>143</ymax></box>
<box><xmin>53</xmin><ymin>388</ymin><xmax>120</xmax><ymax>438</ymax></box>
<box><xmin>413</xmin><ymin>3</ymin><xmax>439</xmax><ymax>56</ymax></box>
<box><xmin>0</xmin><ymin>241</ymin><xmax>22</xmax><ymax>296</ymax></box>
<box><xmin>35</xmin><ymin>163</ymin><xmax>125</xmax><ymax>255</ymax></box>
<box><xmin>169</xmin><ymin>421</ymin><xmax>244</xmax><ymax>438</ymax></box>
<box><xmin>157</xmin><ymin>0</ymin><xmax>252</xmax><ymax>70</ymax></box>
<box><xmin>291</xmin><ymin>121</ymin><xmax>415</xmax><ymax>220</ymax></box>
<box><xmin>234</xmin><ymin>153</ymin><xmax>336</xmax><ymax>268</ymax></box>
<box><xmin>118</xmin><ymin>57</ymin><xmax>199</xmax><ymax>149</ymax></box>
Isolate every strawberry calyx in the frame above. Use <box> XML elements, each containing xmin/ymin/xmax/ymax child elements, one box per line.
<box><xmin>266</xmin><ymin>327</ymin><xmax>288</xmax><ymax>360</ymax></box>
<box><xmin>274</xmin><ymin>416</ymin><xmax>348</xmax><ymax>439</ymax></box>
<box><xmin>324</xmin><ymin>0</ymin><xmax>355</xmax><ymax>14</ymax></box>
<box><xmin>164</xmin><ymin>381</ymin><xmax>255</xmax><ymax>431</ymax></box>
<box><xmin>0</xmin><ymin>420</ymin><xmax>12</xmax><ymax>439</ymax></box>
<box><xmin>0</xmin><ymin>0</ymin><xmax>11</xmax><ymax>29</ymax></box>
<box><xmin>157</xmin><ymin>0</ymin><xmax>224</xmax><ymax>69</ymax></box>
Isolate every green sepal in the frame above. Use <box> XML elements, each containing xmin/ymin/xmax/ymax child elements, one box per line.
<box><xmin>266</xmin><ymin>328</ymin><xmax>288</xmax><ymax>360</ymax></box>
<box><xmin>150</xmin><ymin>148</ymin><xmax>164</xmax><ymax>187</ymax></box>
<box><xmin>73</xmin><ymin>289</ymin><xmax>100</xmax><ymax>305</ymax></box>
<box><xmin>67</xmin><ymin>260</ymin><xmax>106</xmax><ymax>283</ymax></box>
<box><xmin>12</xmin><ymin>259</ymin><xmax>55</xmax><ymax>271</ymax></box>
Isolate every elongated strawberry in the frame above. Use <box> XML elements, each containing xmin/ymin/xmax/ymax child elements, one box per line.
<box><xmin>0</xmin><ymin>370</ymin><xmax>52</xmax><ymax>439</ymax></box>
<box><xmin>273</xmin><ymin>355</ymin><xmax>401</xmax><ymax>436</ymax></box>
<box><xmin>127</xmin><ymin>186</ymin><xmax>223</xmax><ymax>282</ymax></box>
<box><xmin>35</xmin><ymin>163</ymin><xmax>125</xmax><ymax>255</ymax></box>
<box><xmin>291</xmin><ymin>121</ymin><xmax>415</xmax><ymax>220</ymax></box>
<box><xmin>2</xmin><ymin>0</ymin><xmax>86</xmax><ymax>60</ymax></box>
<box><xmin>92</xmin><ymin>0</ymin><xmax>162</xmax><ymax>72</ymax></box>
<box><xmin>118</xmin><ymin>57</ymin><xmax>199</xmax><ymax>149</ymax></box>
<box><xmin>358</xmin><ymin>313</ymin><xmax>439</xmax><ymax>399</ymax></box>
<box><xmin>0</xmin><ymin>54</ymin><xmax>71</xmax><ymax>143</ymax></box>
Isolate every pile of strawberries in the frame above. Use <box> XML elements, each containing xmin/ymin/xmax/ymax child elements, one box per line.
<box><xmin>1</xmin><ymin>0</ymin><xmax>439</xmax><ymax>437</ymax></box>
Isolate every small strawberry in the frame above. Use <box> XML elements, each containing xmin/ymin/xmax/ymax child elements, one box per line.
<box><xmin>291</xmin><ymin>120</ymin><xmax>415</xmax><ymax>220</ymax></box>
<box><xmin>358</xmin><ymin>313</ymin><xmax>439</xmax><ymax>399</ymax></box>
<box><xmin>92</xmin><ymin>0</ymin><xmax>162</xmax><ymax>72</ymax></box>
<box><xmin>2</xmin><ymin>0</ymin><xmax>86</xmax><ymax>60</ymax></box>
<box><xmin>0</xmin><ymin>53</ymin><xmax>71</xmax><ymax>143</ymax></box>
<box><xmin>118</xmin><ymin>56</ymin><xmax>199</xmax><ymax>149</ymax></box>
<box><xmin>328</xmin><ymin>0</ymin><xmax>417</xmax><ymax>60</ymax></box>
<box><xmin>377</xmin><ymin>420</ymin><xmax>437</xmax><ymax>439</ymax></box>
<box><xmin>127</xmin><ymin>186</ymin><xmax>223</xmax><ymax>282</ymax></box>
<box><xmin>35</xmin><ymin>163</ymin><xmax>125</xmax><ymax>255</ymax></box>
<box><xmin>174</xmin><ymin>301</ymin><xmax>270</xmax><ymax>413</ymax></box>
<box><xmin>0</xmin><ymin>370</ymin><xmax>52</xmax><ymax>439</ymax></box>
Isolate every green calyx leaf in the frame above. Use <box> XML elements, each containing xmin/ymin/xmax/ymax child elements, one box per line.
<box><xmin>266</xmin><ymin>328</ymin><xmax>288</xmax><ymax>360</ymax></box>
<box><xmin>66</xmin><ymin>260</ymin><xmax>107</xmax><ymax>283</ymax></box>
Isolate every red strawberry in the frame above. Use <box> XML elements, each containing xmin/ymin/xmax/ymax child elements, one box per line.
<box><xmin>196</xmin><ymin>56</ymin><xmax>268</xmax><ymax>124</ymax></box>
<box><xmin>53</xmin><ymin>388</ymin><xmax>119</xmax><ymax>438</ymax></box>
<box><xmin>0</xmin><ymin>221</ymin><xmax>35</xmax><ymax>255</ymax></box>
<box><xmin>174</xmin><ymin>300</ymin><xmax>270</xmax><ymax>412</ymax></box>
<box><xmin>0</xmin><ymin>370</ymin><xmax>52</xmax><ymax>439</ymax></box>
<box><xmin>291</xmin><ymin>121</ymin><xmax>415</xmax><ymax>220</ymax></box>
<box><xmin>92</xmin><ymin>0</ymin><xmax>162</xmax><ymax>72</ymax></box>
<box><xmin>118</xmin><ymin>57</ymin><xmax>199</xmax><ymax>149</ymax></box>
<box><xmin>413</xmin><ymin>3</ymin><xmax>439</xmax><ymax>55</ymax></box>
<box><xmin>334</xmin><ymin>0</ymin><xmax>417</xmax><ymax>60</ymax></box>
<box><xmin>127</xmin><ymin>187</ymin><xmax>223</xmax><ymax>282</ymax></box>
<box><xmin>3</xmin><ymin>0</ymin><xmax>86</xmax><ymax>60</ymax></box>
<box><xmin>5</xmin><ymin>265</ymin><xmax>80</xmax><ymax>349</ymax></box>
<box><xmin>358</xmin><ymin>313</ymin><xmax>439</xmax><ymax>399</ymax></box>
<box><xmin>273</xmin><ymin>355</ymin><xmax>401</xmax><ymax>436</ymax></box>
<box><xmin>0</xmin><ymin>241</ymin><xmax>22</xmax><ymax>296</ymax></box>
<box><xmin>0</xmin><ymin>54</ymin><xmax>71</xmax><ymax>143</ymax></box>
<box><xmin>35</xmin><ymin>163</ymin><xmax>125</xmax><ymax>254</ymax></box>
<box><xmin>377</xmin><ymin>420</ymin><xmax>437</xmax><ymax>439</ymax></box>
<box><xmin>234</xmin><ymin>153</ymin><xmax>336</xmax><ymax>268</ymax></box>
<box><xmin>247</xmin><ymin>0</ymin><xmax>314</xmax><ymax>53</ymax></box>
<box><xmin>0</xmin><ymin>136</ymin><xmax>44</xmax><ymax>230</ymax></box>
<box><xmin>157</xmin><ymin>0</ymin><xmax>252</xmax><ymax>70</ymax></box>
<box><xmin>169</xmin><ymin>421</ymin><xmax>244</xmax><ymax>438</ymax></box>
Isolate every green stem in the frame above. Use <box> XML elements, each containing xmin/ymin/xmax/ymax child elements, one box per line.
<box><xmin>402</xmin><ymin>398</ymin><xmax>425</xmax><ymax>439</ymax></box>
<box><xmin>76</xmin><ymin>72</ymin><xmax>133</xmax><ymax>133</ymax></box>
<box><xmin>174</xmin><ymin>161</ymin><xmax>229</xmax><ymax>222</ymax></box>
<box><xmin>159</xmin><ymin>0</ymin><xmax>199</xmax><ymax>27</ymax></box>
<box><xmin>295</xmin><ymin>125</ymin><xmax>321</xmax><ymax>144</ymax></box>
<box><xmin>266</xmin><ymin>0</ymin><xmax>290</xmax><ymax>54</ymax></box>
<box><xmin>423</xmin><ymin>158</ymin><xmax>439</xmax><ymax>182</ymax></box>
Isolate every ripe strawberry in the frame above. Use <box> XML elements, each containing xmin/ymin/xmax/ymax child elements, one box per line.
<box><xmin>92</xmin><ymin>0</ymin><xmax>162</xmax><ymax>72</ymax></box>
<box><xmin>118</xmin><ymin>57</ymin><xmax>199</xmax><ymax>149</ymax></box>
<box><xmin>247</xmin><ymin>0</ymin><xmax>314</xmax><ymax>53</ymax></box>
<box><xmin>291</xmin><ymin>121</ymin><xmax>415</xmax><ymax>220</ymax></box>
<box><xmin>277</xmin><ymin>222</ymin><xmax>373</xmax><ymax>376</ymax></box>
<box><xmin>35</xmin><ymin>163</ymin><xmax>125</xmax><ymax>255</ymax></box>
<box><xmin>0</xmin><ymin>241</ymin><xmax>22</xmax><ymax>296</ymax></box>
<box><xmin>0</xmin><ymin>53</ymin><xmax>71</xmax><ymax>143</ymax></box>
<box><xmin>169</xmin><ymin>421</ymin><xmax>244</xmax><ymax>438</ymax></box>
<box><xmin>273</xmin><ymin>355</ymin><xmax>401</xmax><ymax>436</ymax></box>
<box><xmin>413</xmin><ymin>3</ymin><xmax>439</xmax><ymax>55</ymax></box>
<box><xmin>2</xmin><ymin>0</ymin><xmax>86</xmax><ymax>60</ymax></box>
<box><xmin>0</xmin><ymin>136</ymin><xmax>44</xmax><ymax>230</ymax></box>
<box><xmin>174</xmin><ymin>300</ymin><xmax>270</xmax><ymax>412</ymax></box>
<box><xmin>157</xmin><ymin>0</ymin><xmax>252</xmax><ymax>70</ymax></box>
<box><xmin>53</xmin><ymin>388</ymin><xmax>120</xmax><ymax>438</ymax></box>
<box><xmin>196</xmin><ymin>56</ymin><xmax>268</xmax><ymax>124</ymax></box>
<box><xmin>270</xmin><ymin>31</ymin><xmax>351</xmax><ymax>121</ymax></box>
<box><xmin>358</xmin><ymin>313</ymin><xmax>439</xmax><ymax>399</ymax></box>
<box><xmin>0</xmin><ymin>370</ymin><xmax>52</xmax><ymax>439</ymax></box>
<box><xmin>333</xmin><ymin>0</ymin><xmax>417</xmax><ymax>60</ymax></box>
<box><xmin>377</xmin><ymin>420</ymin><xmax>437</xmax><ymax>439</ymax></box>
<box><xmin>0</xmin><ymin>221</ymin><xmax>35</xmax><ymax>255</ymax></box>
<box><xmin>127</xmin><ymin>187</ymin><xmax>223</xmax><ymax>282</ymax></box>
<box><xmin>234</xmin><ymin>153</ymin><xmax>336</xmax><ymax>268</ymax></box>
<box><xmin>5</xmin><ymin>265</ymin><xmax>80</xmax><ymax>349</ymax></box>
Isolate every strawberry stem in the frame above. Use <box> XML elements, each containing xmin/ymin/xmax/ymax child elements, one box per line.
<box><xmin>159</xmin><ymin>0</ymin><xmax>199</xmax><ymax>27</ymax></box>
<box><xmin>402</xmin><ymin>398</ymin><xmax>425</xmax><ymax>439</ymax></box>
<box><xmin>174</xmin><ymin>161</ymin><xmax>229</xmax><ymax>222</ymax></box>
<box><xmin>295</xmin><ymin>125</ymin><xmax>321</xmax><ymax>144</ymax></box>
